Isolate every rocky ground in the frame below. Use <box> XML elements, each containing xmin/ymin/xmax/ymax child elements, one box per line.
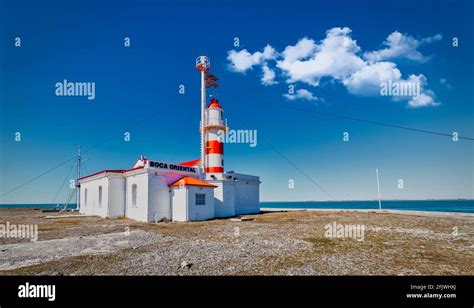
<box><xmin>0</xmin><ymin>208</ymin><xmax>473</xmax><ymax>275</ymax></box>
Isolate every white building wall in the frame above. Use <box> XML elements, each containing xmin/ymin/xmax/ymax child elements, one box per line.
<box><xmin>107</xmin><ymin>175</ymin><xmax>126</xmax><ymax>218</ymax></box>
<box><xmin>79</xmin><ymin>182</ymin><xmax>91</xmax><ymax>215</ymax></box>
<box><xmin>234</xmin><ymin>180</ymin><xmax>260</xmax><ymax>215</ymax></box>
<box><xmin>171</xmin><ymin>187</ymin><xmax>187</xmax><ymax>221</ymax></box>
<box><xmin>125</xmin><ymin>172</ymin><xmax>149</xmax><ymax>222</ymax></box>
<box><xmin>187</xmin><ymin>186</ymin><xmax>215</xmax><ymax>221</ymax></box>
<box><xmin>211</xmin><ymin>180</ymin><xmax>235</xmax><ymax>218</ymax></box>
<box><xmin>79</xmin><ymin>176</ymin><xmax>109</xmax><ymax>218</ymax></box>
<box><xmin>233</xmin><ymin>173</ymin><xmax>260</xmax><ymax>215</ymax></box>
<box><xmin>148</xmin><ymin>173</ymin><xmax>171</xmax><ymax>222</ymax></box>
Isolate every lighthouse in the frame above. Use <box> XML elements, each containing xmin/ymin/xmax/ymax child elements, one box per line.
<box><xmin>78</xmin><ymin>55</ymin><xmax>260</xmax><ymax>222</ymax></box>
<box><xmin>196</xmin><ymin>55</ymin><xmax>226</xmax><ymax>176</ymax></box>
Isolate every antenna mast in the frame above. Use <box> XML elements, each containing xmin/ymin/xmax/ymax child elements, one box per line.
<box><xmin>76</xmin><ymin>146</ymin><xmax>81</xmax><ymax>211</ymax></box>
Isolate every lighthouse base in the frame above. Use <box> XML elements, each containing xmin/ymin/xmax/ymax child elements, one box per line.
<box><xmin>206</xmin><ymin>172</ymin><xmax>260</xmax><ymax>218</ymax></box>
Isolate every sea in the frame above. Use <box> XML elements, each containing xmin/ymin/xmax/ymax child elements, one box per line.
<box><xmin>261</xmin><ymin>200</ymin><xmax>474</xmax><ymax>214</ymax></box>
<box><xmin>0</xmin><ymin>200</ymin><xmax>473</xmax><ymax>213</ymax></box>
<box><xmin>0</xmin><ymin>204</ymin><xmax>77</xmax><ymax>210</ymax></box>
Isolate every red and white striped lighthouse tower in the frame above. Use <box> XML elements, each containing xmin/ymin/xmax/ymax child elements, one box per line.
<box><xmin>205</xmin><ymin>98</ymin><xmax>226</xmax><ymax>173</ymax></box>
<box><xmin>196</xmin><ymin>56</ymin><xmax>226</xmax><ymax>175</ymax></box>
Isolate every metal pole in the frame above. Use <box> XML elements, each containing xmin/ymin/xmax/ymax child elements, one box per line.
<box><xmin>201</xmin><ymin>70</ymin><xmax>206</xmax><ymax>171</ymax></box>
<box><xmin>376</xmin><ymin>168</ymin><xmax>382</xmax><ymax>210</ymax></box>
<box><xmin>76</xmin><ymin>146</ymin><xmax>81</xmax><ymax>211</ymax></box>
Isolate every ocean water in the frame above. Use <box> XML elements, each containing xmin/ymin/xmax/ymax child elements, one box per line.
<box><xmin>0</xmin><ymin>204</ymin><xmax>77</xmax><ymax>210</ymax></box>
<box><xmin>0</xmin><ymin>200</ymin><xmax>473</xmax><ymax>213</ymax></box>
<box><xmin>260</xmin><ymin>200</ymin><xmax>474</xmax><ymax>214</ymax></box>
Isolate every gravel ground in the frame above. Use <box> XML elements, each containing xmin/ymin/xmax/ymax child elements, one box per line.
<box><xmin>0</xmin><ymin>209</ymin><xmax>472</xmax><ymax>275</ymax></box>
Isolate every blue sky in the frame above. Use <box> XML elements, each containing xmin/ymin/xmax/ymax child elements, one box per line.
<box><xmin>0</xmin><ymin>0</ymin><xmax>473</xmax><ymax>203</ymax></box>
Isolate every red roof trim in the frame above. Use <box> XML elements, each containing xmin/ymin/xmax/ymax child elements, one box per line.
<box><xmin>169</xmin><ymin>176</ymin><xmax>217</xmax><ymax>188</ymax></box>
<box><xmin>179</xmin><ymin>158</ymin><xmax>201</xmax><ymax>167</ymax></box>
<box><xmin>78</xmin><ymin>166</ymin><xmax>144</xmax><ymax>181</ymax></box>
<box><xmin>122</xmin><ymin>165</ymin><xmax>146</xmax><ymax>174</ymax></box>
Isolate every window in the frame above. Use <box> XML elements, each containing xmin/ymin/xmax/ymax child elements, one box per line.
<box><xmin>98</xmin><ymin>186</ymin><xmax>102</xmax><ymax>208</ymax></box>
<box><xmin>132</xmin><ymin>184</ymin><xmax>138</xmax><ymax>208</ymax></box>
<box><xmin>195</xmin><ymin>193</ymin><xmax>206</xmax><ymax>206</ymax></box>
<box><xmin>84</xmin><ymin>189</ymin><xmax>88</xmax><ymax>207</ymax></box>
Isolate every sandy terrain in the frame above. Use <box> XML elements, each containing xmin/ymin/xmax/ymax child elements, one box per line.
<box><xmin>0</xmin><ymin>208</ymin><xmax>473</xmax><ymax>275</ymax></box>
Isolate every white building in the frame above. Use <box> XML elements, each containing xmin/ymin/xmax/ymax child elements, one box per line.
<box><xmin>78</xmin><ymin>156</ymin><xmax>260</xmax><ymax>222</ymax></box>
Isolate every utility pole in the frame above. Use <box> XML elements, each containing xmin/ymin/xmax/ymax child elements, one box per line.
<box><xmin>376</xmin><ymin>168</ymin><xmax>382</xmax><ymax>210</ymax></box>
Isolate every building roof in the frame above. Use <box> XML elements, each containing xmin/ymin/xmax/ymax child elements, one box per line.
<box><xmin>179</xmin><ymin>158</ymin><xmax>201</xmax><ymax>166</ymax></box>
<box><xmin>169</xmin><ymin>176</ymin><xmax>217</xmax><ymax>188</ymax></box>
<box><xmin>208</xmin><ymin>98</ymin><xmax>222</xmax><ymax>109</ymax></box>
<box><xmin>78</xmin><ymin>166</ymin><xmax>144</xmax><ymax>181</ymax></box>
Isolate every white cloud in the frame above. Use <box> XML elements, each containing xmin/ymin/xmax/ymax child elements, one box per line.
<box><xmin>227</xmin><ymin>49</ymin><xmax>262</xmax><ymax>73</ymax></box>
<box><xmin>280</xmin><ymin>37</ymin><xmax>317</xmax><ymax>62</ymax></box>
<box><xmin>261</xmin><ymin>64</ymin><xmax>278</xmax><ymax>86</ymax></box>
<box><xmin>343</xmin><ymin>62</ymin><xmax>402</xmax><ymax>95</ymax></box>
<box><xmin>421</xmin><ymin>34</ymin><xmax>443</xmax><ymax>44</ymax></box>
<box><xmin>227</xmin><ymin>44</ymin><xmax>277</xmax><ymax>73</ymax></box>
<box><xmin>277</xmin><ymin>27</ymin><xmax>365</xmax><ymax>86</ymax></box>
<box><xmin>408</xmin><ymin>90</ymin><xmax>439</xmax><ymax>108</ymax></box>
<box><xmin>284</xmin><ymin>89</ymin><xmax>318</xmax><ymax>101</ymax></box>
<box><xmin>345</xmin><ymin>65</ymin><xmax>438</xmax><ymax>107</ymax></box>
<box><xmin>262</xmin><ymin>45</ymin><xmax>278</xmax><ymax>60</ymax></box>
<box><xmin>226</xmin><ymin>27</ymin><xmax>441</xmax><ymax>108</ymax></box>
<box><xmin>364</xmin><ymin>31</ymin><xmax>442</xmax><ymax>63</ymax></box>
<box><xmin>392</xmin><ymin>75</ymin><xmax>439</xmax><ymax>108</ymax></box>
<box><xmin>440</xmin><ymin>78</ymin><xmax>453</xmax><ymax>89</ymax></box>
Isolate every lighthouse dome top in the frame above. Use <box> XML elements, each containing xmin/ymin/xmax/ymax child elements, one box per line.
<box><xmin>208</xmin><ymin>98</ymin><xmax>222</xmax><ymax>109</ymax></box>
